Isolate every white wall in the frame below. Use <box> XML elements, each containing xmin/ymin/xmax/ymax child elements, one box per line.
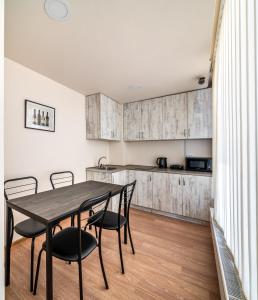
<box><xmin>0</xmin><ymin>0</ymin><xmax>5</xmax><ymax>298</ymax></box>
<box><xmin>109</xmin><ymin>139</ymin><xmax>212</xmax><ymax>166</ymax></box>
<box><xmin>4</xmin><ymin>58</ymin><xmax>109</xmax><ymax>239</ymax></box>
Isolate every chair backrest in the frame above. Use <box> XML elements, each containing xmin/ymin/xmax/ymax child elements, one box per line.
<box><xmin>76</xmin><ymin>192</ymin><xmax>111</xmax><ymax>260</ymax></box>
<box><xmin>117</xmin><ymin>180</ymin><xmax>136</xmax><ymax>228</ymax></box>
<box><xmin>4</xmin><ymin>176</ymin><xmax>38</xmax><ymax>242</ymax></box>
<box><xmin>4</xmin><ymin>176</ymin><xmax>38</xmax><ymax>201</ymax></box>
<box><xmin>50</xmin><ymin>171</ymin><xmax>74</xmax><ymax>189</ymax></box>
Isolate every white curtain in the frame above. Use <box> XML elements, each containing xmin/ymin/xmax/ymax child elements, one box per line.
<box><xmin>213</xmin><ymin>0</ymin><xmax>258</xmax><ymax>299</ymax></box>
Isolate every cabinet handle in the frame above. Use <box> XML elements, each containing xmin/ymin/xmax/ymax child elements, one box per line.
<box><xmin>178</xmin><ymin>178</ymin><xmax>180</xmax><ymax>185</ymax></box>
<box><xmin>183</xmin><ymin>178</ymin><xmax>185</xmax><ymax>185</ymax></box>
<box><xmin>149</xmin><ymin>175</ymin><xmax>152</xmax><ymax>182</ymax></box>
<box><xmin>188</xmin><ymin>128</ymin><xmax>190</xmax><ymax>137</ymax></box>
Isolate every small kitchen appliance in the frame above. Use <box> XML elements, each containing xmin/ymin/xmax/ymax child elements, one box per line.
<box><xmin>170</xmin><ymin>164</ymin><xmax>184</xmax><ymax>170</ymax></box>
<box><xmin>156</xmin><ymin>157</ymin><xmax>167</xmax><ymax>168</ymax></box>
<box><xmin>185</xmin><ymin>157</ymin><xmax>212</xmax><ymax>172</ymax></box>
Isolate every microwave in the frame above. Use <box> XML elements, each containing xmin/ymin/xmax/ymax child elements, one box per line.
<box><xmin>185</xmin><ymin>157</ymin><xmax>212</xmax><ymax>172</ymax></box>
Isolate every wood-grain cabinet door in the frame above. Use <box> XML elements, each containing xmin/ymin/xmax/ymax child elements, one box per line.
<box><xmin>135</xmin><ymin>171</ymin><xmax>153</xmax><ymax>208</ymax></box>
<box><xmin>114</xmin><ymin>101</ymin><xmax>122</xmax><ymax>140</ymax></box>
<box><xmin>86</xmin><ymin>170</ymin><xmax>112</xmax><ymax>183</ymax></box>
<box><xmin>128</xmin><ymin>170</ymin><xmax>137</xmax><ymax>205</ymax></box>
<box><xmin>86</xmin><ymin>94</ymin><xmax>100</xmax><ymax>139</ymax></box>
<box><xmin>187</xmin><ymin>88</ymin><xmax>212</xmax><ymax>139</ymax></box>
<box><xmin>123</xmin><ymin>102</ymin><xmax>141</xmax><ymax>141</ymax></box>
<box><xmin>163</xmin><ymin>94</ymin><xmax>187</xmax><ymax>139</ymax></box>
<box><xmin>152</xmin><ymin>172</ymin><xmax>170</xmax><ymax>212</ymax></box>
<box><xmin>182</xmin><ymin>175</ymin><xmax>212</xmax><ymax>221</ymax></box>
<box><xmin>141</xmin><ymin>100</ymin><xmax>150</xmax><ymax>140</ymax></box>
<box><xmin>167</xmin><ymin>174</ymin><xmax>183</xmax><ymax>215</ymax></box>
<box><xmin>112</xmin><ymin>171</ymin><xmax>126</xmax><ymax>212</ymax></box>
<box><xmin>149</xmin><ymin>98</ymin><xmax>163</xmax><ymax>140</ymax></box>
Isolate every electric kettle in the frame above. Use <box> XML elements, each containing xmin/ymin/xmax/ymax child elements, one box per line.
<box><xmin>156</xmin><ymin>157</ymin><xmax>167</xmax><ymax>168</ymax></box>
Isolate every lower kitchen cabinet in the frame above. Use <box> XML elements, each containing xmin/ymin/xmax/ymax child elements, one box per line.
<box><xmin>128</xmin><ymin>170</ymin><xmax>137</xmax><ymax>205</ymax></box>
<box><xmin>182</xmin><ymin>175</ymin><xmax>212</xmax><ymax>221</ymax></box>
<box><xmin>111</xmin><ymin>171</ymin><xmax>127</xmax><ymax>212</ymax></box>
<box><xmin>134</xmin><ymin>171</ymin><xmax>153</xmax><ymax>208</ymax></box>
<box><xmin>167</xmin><ymin>173</ymin><xmax>184</xmax><ymax>215</ymax></box>
<box><xmin>86</xmin><ymin>169</ymin><xmax>212</xmax><ymax>222</ymax></box>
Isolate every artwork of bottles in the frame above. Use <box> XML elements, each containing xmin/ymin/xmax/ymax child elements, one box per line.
<box><xmin>34</xmin><ymin>109</ymin><xmax>50</xmax><ymax>127</ymax></box>
<box><xmin>25</xmin><ymin>100</ymin><xmax>55</xmax><ymax>132</ymax></box>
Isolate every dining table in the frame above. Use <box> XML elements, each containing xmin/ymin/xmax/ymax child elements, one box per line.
<box><xmin>5</xmin><ymin>180</ymin><xmax>125</xmax><ymax>300</ymax></box>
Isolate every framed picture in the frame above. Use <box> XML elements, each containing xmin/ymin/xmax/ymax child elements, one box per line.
<box><xmin>25</xmin><ymin>100</ymin><xmax>55</xmax><ymax>132</ymax></box>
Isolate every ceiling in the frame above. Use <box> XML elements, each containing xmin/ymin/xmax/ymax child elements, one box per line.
<box><xmin>5</xmin><ymin>0</ymin><xmax>215</xmax><ymax>103</ymax></box>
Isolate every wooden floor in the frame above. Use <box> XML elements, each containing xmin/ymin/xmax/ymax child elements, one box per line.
<box><xmin>6</xmin><ymin>209</ymin><xmax>220</xmax><ymax>300</ymax></box>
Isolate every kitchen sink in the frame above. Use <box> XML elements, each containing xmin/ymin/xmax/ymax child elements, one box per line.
<box><xmin>97</xmin><ymin>166</ymin><xmax>117</xmax><ymax>171</ymax></box>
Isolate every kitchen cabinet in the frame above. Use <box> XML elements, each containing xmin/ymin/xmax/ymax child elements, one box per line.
<box><xmin>86</xmin><ymin>168</ymin><xmax>212</xmax><ymax>222</ymax></box>
<box><xmin>128</xmin><ymin>170</ymin><xmax>137</xmax><ymax>205</ymax></box>
<box><xmin>152</xmin><ymin>173</ymin><xmax>183</xmax><ymax>215</ymax></box>
<box><xmin>149</xmin><ymin>98</ymin><xmax>163</xmax><ymax>140</ymax></box>
<box><xmin>86</xmin><ymin>93</ymin><xmax>122</xmax><ymax>140</ymax></box>
<box><xmin>111</xmin><ymin>171</ymin><xmax>127</xmax><ymax>212</ymax></box>
<box><xmin>167</xmin><ymin>174</ymin><xmax>183</xmax><ymax>215</ymax></box>
<box><xmin>86</xmin><ymin>170</ymin><xmax>112</xmax><ymax>183</ymax></box>
<box><xmin>123</xmin><ymin>88</ymin><xmax>212</xmax><ymax>141</ymax></box>
<box><xmin>124</xmin><ymin>98</ymin><xmax>163</xmax><ymax>141</ymax></box>
<box><xmin>182</xmin><ymin>175</ymin><xmax>212</xmax><ymax>221</ymax></box>
<box><xmin>187</xmin><ymin>88</ymin><xmax>212</xmax><ymax>139</ymax></box>
<box><xmin>152</xmin><ymin>172</ymin><xmax>170</xmax><ymax>212</ymax></box>
<box><xmin>163</xmin><ymin>93</ymin><xmax>187</xmax><ymax>139</ymax></box>
<box><xmin>135</xmin><ymin>171</ymin><xmax>153</xmax><ymax>208</ymax></box>
<box><xmin>127</xmin><ymin>170</ymin><xmax>153</xmax><ymax>208</ymax></box>
<box><xmin>123</xmin><ymin>102</ymin><xmax>141</xmax><ymax>140</ymax></box>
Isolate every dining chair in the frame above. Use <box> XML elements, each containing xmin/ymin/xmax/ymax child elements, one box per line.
<box><xmin>89</xmin><ymin>180</ymin><xmax>136</xmax><ymax>274</ymax></box>
<box><xmin>4</xmin><ymin>176</ymin><xmax>46</xmax><ymax>293</ymax></box>
<box><xmin>50</xmin><ymin>171</ymin><xmax>74</xmax><ymax>227</ymax></box>
<box><xmin>33</xmin><ymin>191</ymin><xmax>111</xmax><ymax>299</ymax></box>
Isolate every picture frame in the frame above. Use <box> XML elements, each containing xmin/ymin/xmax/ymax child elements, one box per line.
<box><xmin>24</xmin><ymin>100</ymin><xmax>55</xmax><ymax>132</ymax></box>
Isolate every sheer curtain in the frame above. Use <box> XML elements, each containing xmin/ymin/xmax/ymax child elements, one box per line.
<box><xmin>213</xmin><ymin>0</ymin><xmax>258</xmax><ymax>299</ymax></box>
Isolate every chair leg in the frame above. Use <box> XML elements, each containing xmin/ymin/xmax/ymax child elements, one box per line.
<box><xmin>98</xmin><ymin>235</ymin><xmax>109</xmax><ymax>289</ymax></box>
<box><xmin>33</xmin><ymin>248</ymin><xmax>43</xmax><ymax>295</ymax></box>
<box><xmin>94</xmin><ymin>226</ymin><xmax>98</xmax><ymax>239</ymax></box>
<box><xmin>57</xmin><ymin>224</ymin><xmax>62</xmax><ymax>231</ymax></box>
<box><xmin>30</xmin><ymin>237</ymin><xmax>35</xmax><ymax>292</ymax></box>
<box><xmin>118</xmin><ymin>228</ymin><xmax>125</xmax><ymax>274</ymax></box>
<box><xmin>127</xmin><ymin>221</ymin><xmax>135</xmax><ymax>255</ymax></box>
<box><xmin>78</xmin><ymin>260</ymin><xmax>83</xmax><ymax>300</ymax></box>
<box><xmin>71</xmin><ymin>215</ymin><xmax>75</xmax><ymax>227</ymax></box>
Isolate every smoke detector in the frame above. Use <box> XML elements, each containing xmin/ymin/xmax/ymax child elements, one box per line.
<box><xmin>44</xmin><ymin>0</ymin><xmax>70</xmax><ymax>22</ymax></box>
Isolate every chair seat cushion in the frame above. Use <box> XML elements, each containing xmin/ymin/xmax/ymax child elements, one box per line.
<box><xmin>42</xmin><ymin>227</ymin><xmax>97</xmax><ymax>261</ymax></box>
<box><xmin>91</xmin><ymin>211</ymin><xmax>127</xmax><ymax>230</ymax></box>
<box><xmin>14</xmin><ymin>218</ymin><xmax>46</xmax><ymax>238</ymax></box>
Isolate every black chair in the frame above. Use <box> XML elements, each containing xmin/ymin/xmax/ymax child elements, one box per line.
<box><xmin>4</xmin><ymin>176</ymin><xmax>46</xmax><ymax>292</ymax></box>
<box><xmin>90</xmin><ymin>180</ymin><xmax>136</xmax><ymax>274</ymax></box>
<box><xmin>33</xmin><ymin>191</ymin><xmax>111</xmax><ymax>300</ymax></box>
<box><xmin>50</xmin><ymin>171</ymin><xmax>74</xmax><ymax>227</ymax></box>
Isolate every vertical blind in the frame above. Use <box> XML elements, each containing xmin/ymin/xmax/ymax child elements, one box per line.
<box><xmin>213</xmin><ymin>0</ymin><xmax>258</xmax><ymax>299</ymax></box>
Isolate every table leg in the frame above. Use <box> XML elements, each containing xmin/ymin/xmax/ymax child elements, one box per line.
<box><xmin>46</xmin><ymin>224</ymin><xmax>53</xmax><ymax>300</ymax></box>
<box><xmin>124</xmin><ymin>189</ymin><xmax>127</xmax><ymax>244</ymax></box>
<box><xmin>5</xmin><ymin>206</ymin><xmax>13</xmax><ymax>286</ymax></box>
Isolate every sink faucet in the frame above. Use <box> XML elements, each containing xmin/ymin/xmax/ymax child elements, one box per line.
<box><xmin>98</xmin><ymin>156</ymin><xmax>107</xmax><ymax>168</ymax></box>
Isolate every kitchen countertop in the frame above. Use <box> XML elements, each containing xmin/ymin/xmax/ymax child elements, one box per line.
<box><xmin>86</xmin><ymin>165</ymin><xmax>212</xmax><ymax>177</ymax></box>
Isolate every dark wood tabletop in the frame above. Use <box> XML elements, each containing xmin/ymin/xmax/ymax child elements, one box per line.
<box><xmin>6</xmin><ymin>180</ymin><xmax>123</xmax><ymax>225</ymax></box>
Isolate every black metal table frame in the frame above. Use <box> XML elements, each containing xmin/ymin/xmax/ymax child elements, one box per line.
<box><xmin>5</xmin><ymin>184</ymin><xmax>126</xmax><ymax>300</ymax></box>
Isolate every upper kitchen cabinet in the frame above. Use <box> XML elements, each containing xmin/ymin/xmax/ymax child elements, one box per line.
<box><xmin>123</xmin><ymin>88</ymin><xmax>212</xmax><ymax>141</ymax></box>
<box><xmin>163</xmin><ymin>93</ymin><xmax>187</xmax><ymax>139</ymax></box>
<box><xmin>123</xmin><ymin>98</ymin><xmax>163</xmax><ymax>141</ymax></box>
<box><xmin>86</xmin><ymin>93</ymin><xmax>122</xmax><ymax>141</ymax></box>
<box><xmin>123</xmin><ymin>102</ymin><xmax>141</xmax><ymax>140</ymax></box>
<box><xmin>187</xmin><ymin>88</ymin><xmax>212</xmax><ymax>139</ymax></box>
